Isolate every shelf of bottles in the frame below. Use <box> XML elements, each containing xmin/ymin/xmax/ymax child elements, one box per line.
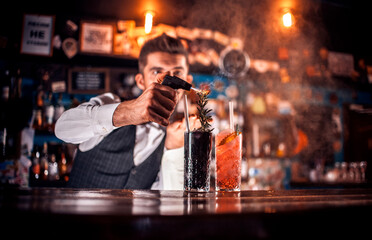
<box><xmin>29</xmin><ymin>142</ymin><xmax>70</xmax><ymax>187</ymax></box>
<box><xmin>0</xmin><ymin>67</ymin><xmax>93</xmax><ymax>187</ymax></box>
<box><xmin>29</xmin><ymin>71</ymin><xmax>95</xmax><ymax>187</ymax></box>
<box><xmin>1</xmin><ymin>67</ymin><xmax>25</xmax><ymax>186</ymax></box>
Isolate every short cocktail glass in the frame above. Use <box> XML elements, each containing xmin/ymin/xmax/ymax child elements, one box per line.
<box><xmin>215</xmin><ymin>128</ymin><xmax>242</xmax><ymax>192</ymax></box>
<box><xmin>184</xmin><ymin>131</ymin><xmax>213</xmax><ymax>192</ymax></box>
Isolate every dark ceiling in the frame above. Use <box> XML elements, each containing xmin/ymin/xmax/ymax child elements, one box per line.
<box><xmin>1</xmin><ymin>0</ymin><xmax>370</xmax><ymax>62</ymax></box>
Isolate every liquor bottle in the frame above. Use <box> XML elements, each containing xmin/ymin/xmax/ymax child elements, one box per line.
<box><xmin>0</xmin><ymin>68</ymin><xmax>24</xmax><ymax>163</ymax></box>
<box><xmin>31</xmin><ymin>148</ymin><xmax>41</xmax><ymax>180</ymax></box>
<box><xmin>32</xmin><ymin>89</ymin><xmax>45</xmax><ymax>131</ymax></box>
<box><xmin>0</xmin><ymin>126</ymin><xmax>6</xmax><ymax>162</ymax></box>
<box><xmin>53</xmin><ymin>93</ymin><xmax>65</xmax><ymax>123</ymax></box>
<box><xmin>59</xmin><ymin>152</ymin><xmax>68</xmax><ymax>181</ymax></box>
<box><xmin>44</xmin><ymin>92</ymin><xmax>55</xmax><ymax>132</ymax></box>
<box><xmin>33</xmin><ymin>73</ymin><xmax>46</xmax><ymax>131</ymax></box>
<box><xmin>36</xmin><ymin>89</ymin><xmax>44</xmax><ymax>110</ymax></box>
<box><xmin>40</xmin><ymin>142</ymin><xmax>49</xmax><ymax>181</ymax></box>
<box><xmin>0</xmin><ymin>70</ymin><xmax>10</xmax><ymax>161</ymax></box>
<box><xmin>9</xmin><ymin>68</ymin><xmax>22</xmax><ymax>100</ymax></box>
<box><xmin>15</xmin><ymin>68</ymin><xmax>22</xmax><ymax>99</ymax></box>
<box><xmin>17</xmin><ymin>144</ymin><xmax>32</xmax><ymax>187</ymax></box>
<box><xmin>262</xmin><ymin>142</ymin><xmax>271</xmax><ymax>158</ymax></box>
<box><xmin>48</xmin><ymin>154</ymin><xmax>59</xmax><ymax>181</ymax></box>
<box><xmin>276</xmin><ymin>142</ymin><xmax>286</xmax><ymax>158</ymax></box>
<box><xmin>32</xmin><ymin>109</ymin><xmax>43</xmax><ymax>131</ymax></box>
<box><xmin>1</xmin><ymin>70</ymin><xmax>10</xmax><ymax>102</ymax></box>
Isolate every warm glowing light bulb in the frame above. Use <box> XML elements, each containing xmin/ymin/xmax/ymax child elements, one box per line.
<box><xmin>282</xmin><ymin>12</ymin><xmax>293</xmax><ymax>28</ymax></box>
<box><xmin>145</xmin><ymin>11</ymin><xmax>154</xmax><ymax>34</ymax></box>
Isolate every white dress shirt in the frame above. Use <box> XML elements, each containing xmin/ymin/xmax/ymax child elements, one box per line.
<box><xmin>54</xmin><ymin>93</ymin><xmax>184</xmax><ymax>190</ymax></box>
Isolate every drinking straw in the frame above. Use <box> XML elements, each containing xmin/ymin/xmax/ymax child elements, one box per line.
<box><xmin>184</xmin><ymin>94</ymin><xmax>190</xmax><ymax>132</ymax></box>
<box><xmin>229</xmin><ymin>101</ymin><xmax>234</xmax><ymax>130</ymax></box>
<box><xmin>252</xmin><ymin>123</ymin><xmax>260</xmax><ymax>156</ymax></box>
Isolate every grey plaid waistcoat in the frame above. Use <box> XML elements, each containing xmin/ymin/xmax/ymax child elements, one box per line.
<box><xmin>67</xmin><ymin>125</ymin><xmax>165</xmax><ymax>189</ymax></box>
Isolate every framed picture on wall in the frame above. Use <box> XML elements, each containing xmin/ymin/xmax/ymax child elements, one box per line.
<box><xmin>328</xmin><ymin>51</ymin><xmax>354</xmax><ymax>77</ymax></box>
<box><xmin>68</xmin><ymin>67</ymin><xmax>110</xmax><ymax>94</ymax></box>
<box><xmin>80</xmin><ymin>21</ymin><xmax>114</xmax><ymax>54</ymax></box>
<box><xmin>20</xmin><ymin>14</ymin><xmax>55</xmax><ymax>56</ymax></box>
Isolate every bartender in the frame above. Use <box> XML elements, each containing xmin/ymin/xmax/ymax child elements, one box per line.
<box><xmin>55</xmin><ymin>33</ymin><xmax>199</xmax><ymax>190</ymax></box>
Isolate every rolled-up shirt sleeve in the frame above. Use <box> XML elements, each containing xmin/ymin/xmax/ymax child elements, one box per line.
<box><xmin>55</xmin><ymin>94</ymin><xmax>120</xmax><ymax>144</ymax></box>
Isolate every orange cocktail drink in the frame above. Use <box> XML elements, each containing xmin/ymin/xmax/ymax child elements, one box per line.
<box><xmin>215</xmin><ymin>128</ymin><xmax>242</xmax><ymax>191</ymax></box>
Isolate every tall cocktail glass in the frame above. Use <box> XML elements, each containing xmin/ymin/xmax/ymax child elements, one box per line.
<box><xmin>215</xmin><ymin>128</ymin><xmax>242</xmax><ymax>191</ymax></box>
<box><xmin>184</xmin><ymin>131</ymin><xmax>213</xmax><ymax>192</ymax></box>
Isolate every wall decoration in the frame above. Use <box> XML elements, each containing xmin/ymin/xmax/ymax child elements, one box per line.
<box><xmin>114</xmin><ymin>20</ymin><xmax>136</xmax><ymax>56</ymax></box>
<box><xmin>21</xmin><ymin>14</ymin><xmax>55</xmax><ymax>56</ymax></box>
<box><xmin>219</xmin><ymin>47</ymin><xmax>250</xmax><ymax>78</ymax></box>
<box><xmin>80</xmin><ymin>21</ymin><xmax>114</xmax><ymax>54</ymax></box>
<box><xmin>62</xmin><ymin>38</ymin><xmax>78</xmax><ymax>58</ymax></box>
<box><xmin>328</xmin><ymin>51</ymin><xmax>354</xmax><ymax>77</ymax></box>
<box><xmin>68</xmin><ymin>67</ymin><xmax>110</xmax><ymax>94</ymax></box>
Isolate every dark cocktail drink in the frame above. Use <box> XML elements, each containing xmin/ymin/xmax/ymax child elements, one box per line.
<box><xmin>184</xmin><ymin>131</ymin><xmax>212</xmax><ymax>192</ymax></box>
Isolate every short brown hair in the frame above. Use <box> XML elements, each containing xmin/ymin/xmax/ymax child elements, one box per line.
<box><xmin>138</xmin><ymin>33</ymin><xmax>189</xmax><ymax>73</ymax></box>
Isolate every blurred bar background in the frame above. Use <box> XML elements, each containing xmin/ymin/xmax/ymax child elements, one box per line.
<box><xmin>0</xmin><ymin>0</ymin><xmax>371</xmax><ymax>190</ymax></box>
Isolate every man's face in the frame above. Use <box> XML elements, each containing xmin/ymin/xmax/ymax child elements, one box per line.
<box><xmin>135</xmin><ymin>51</ymin><xmax>191</xmax><ymax>90</ymax></box>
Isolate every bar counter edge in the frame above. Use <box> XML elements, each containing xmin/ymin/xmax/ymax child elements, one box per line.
<box><xmin>1</xmin><ymin>186</ymin><xmax>372</xmax><ymax>239</ymax></box>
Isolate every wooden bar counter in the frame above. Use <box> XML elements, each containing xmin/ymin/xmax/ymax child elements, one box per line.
<box><xmin>1</xmin><ymin>186</ymin><xmax>372</xmax><ymax>239</ymax></box>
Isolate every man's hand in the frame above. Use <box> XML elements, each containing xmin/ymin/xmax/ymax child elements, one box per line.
<box><xmin>112</xmin><ymin>82</ymin><xmax>178</xmax><ymax>127</ymax></box>
<box><xmin>165</xmin><ymin>115</ymin><xmax>201</xmax><ymax>150</ymax></box>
